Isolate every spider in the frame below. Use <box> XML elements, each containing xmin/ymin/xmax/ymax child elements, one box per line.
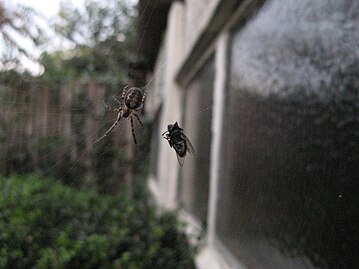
<box><xmin>94</xmin><ymin>85</ymin><xmax>147</xmax><ymax>144</ymax></box>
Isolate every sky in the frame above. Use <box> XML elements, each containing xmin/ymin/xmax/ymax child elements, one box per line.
<box><xmin>11</xmin><ymin>0</ymin><xmax>85</xmax><ymax>18</ymax></box>
<box><xmin>2</xmin><ymin>0</ymin><xmax>136</xmax><ymax>74</ymax></box>
<box><xmin>1</xmin><ymin>0</ymin><xmax>85</xmax><ymax>73</ymax></box>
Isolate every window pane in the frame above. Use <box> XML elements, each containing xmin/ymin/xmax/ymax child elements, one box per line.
<box><xmin>216</xmin><ymin>0</ymin><xmax>359</xmax><ymax>268</ymax></box>
<box><xmin>180</xmin><ymin>55</ymin><xmax>214</xmax><ymax>224</ymax></box>
<box><xmin>149</xmin><ymin>113</ymin><xmax>160</xmax><ymax>179</ymax></box>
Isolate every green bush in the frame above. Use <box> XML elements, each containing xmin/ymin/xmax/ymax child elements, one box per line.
<box><xmin>0</xmin><ymin>175</ymin><xmax>196</xmax><ymax>269</ymax></box>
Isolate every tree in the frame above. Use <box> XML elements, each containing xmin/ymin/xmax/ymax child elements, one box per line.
<box><xmin>0</xmin><ymin>1</ymin><xmax>45</xmax><ymax>68</ymax></box>
<box><xmin>46</xmin><ymin>0</ymin><xmax>137</xmax><ymax>80</ymax></box>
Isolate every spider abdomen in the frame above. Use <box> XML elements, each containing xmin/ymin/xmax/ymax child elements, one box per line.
<box><xmin>125</xmin><ymin>88</ymin><xmax>143</xmax><ymax>109</ymax></box>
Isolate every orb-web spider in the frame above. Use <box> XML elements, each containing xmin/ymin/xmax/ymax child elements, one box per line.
<box><xmin>94</xmin><ymin>85</ymin><xmax>147</xmax><ymax>144</ymax></box>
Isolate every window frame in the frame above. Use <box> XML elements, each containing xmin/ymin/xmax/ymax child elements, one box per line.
<box><xmin>174</xmin><ymin>1</ymin><xmax>266</xmax><ymax>268</ymax></box>
<box><xmin>179</xmin><ymin>52</ymin><xmax>215</xmax><ymax>224</ymax></box>
<box><xmin>193</xmin><ymin>31</ymin><xmax>247</xmax><ymax>269</ymax></box>
<box><xmin>148</xmin><ymin>0</ymin><xmax>267</xmax><ymax>268</ymax></box>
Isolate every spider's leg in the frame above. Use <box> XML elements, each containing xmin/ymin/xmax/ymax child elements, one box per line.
<box><xmin>130</xmin><ymin>115</ymin><xmax>138</xmax><ymax>144</ymax></box>
<box><xmin>137</xmin><ymin>87</ymin><xmax>148</xmax><ymax>110</ymax></box>
<box><xmin>121</xmin><ymin>85</ymin><xmax>128</xmax><ymax>101</ymax></box>
<box><xmin>112</xmin><ymin>85</ymin><xmax>128</xmax><ymax>106</ymax></box>
<box><xmin>133</xmin><ymin>113</ymin><xmax>143</xmax><ymax>126</ymax></box>
<box><xmin>103</xmin><ymin>100</ymin><xmax>120</xmax><ymax>113</ymax></box>
<box><xmin>141</xmin><ymin>86</ymin><xmax>148</xmax><ymax>103</ymax></box>
<box><xmin>94</xmin><ymin>111</ymin><xmax>122</xmax><ymax>144</ymax></box>
<box><xmin>112</xmin><ymin>96</ymin><xmax>122</xmax><ymax>106</ymax></box>
<box><xmin>103</xmin><ymin>100</ymin><xmax>110</xmax><ymax>111</ymax></box>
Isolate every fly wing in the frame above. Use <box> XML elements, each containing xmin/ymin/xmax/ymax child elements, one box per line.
<box><xmin>182</xmin><ymin>133</ymin><xmax>195</xmax><ymax>156</ymax></box>
<box><xmin>176</xmin><ymin>153</ymin><xmax>185</xmax><ymax>167</ymax></box>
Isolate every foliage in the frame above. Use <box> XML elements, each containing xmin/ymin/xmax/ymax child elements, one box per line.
<box><xmin>0</xmin><ymin>69</ymin><xmax>34</xmax><ymax>89</ymax></box>
<box><xmin>0</xmin><ymin>175</ymin><xmax>196</xmax><ymax>269</ymax></box>
<box><xmin>38</xmin><ymin>0</ymin><xmax>137</xmax><ymax>82</ymax></box>
<box><xmin>53</xmin><ymin>0</ymin><xmax>135</xmax><ymax>46</ymax></box>
<box><xmin>0</xmin><ymin>1</ymin><xmax>46</xmax><ymax>68</ymax></box>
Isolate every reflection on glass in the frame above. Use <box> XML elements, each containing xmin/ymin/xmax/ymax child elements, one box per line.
<box><xmin>216</xmin><ymin>0</ymin><xmax>359</xmax><ymax>268</ymax></box>
<box><xmin>149</xmin><ymin>115</ymin><xmax>160</xmax><ymax>179</ymax></box>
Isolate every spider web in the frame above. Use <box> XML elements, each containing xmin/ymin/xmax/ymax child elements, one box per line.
<box><xmin>0</xmin><ymin>0</ymin><xmax>215</xmax><ymax>205</ymax></box>
<box><xmin>0</xmin><ymin>0</ymin><xmax>214</xmax><ymax>267</ymax></box>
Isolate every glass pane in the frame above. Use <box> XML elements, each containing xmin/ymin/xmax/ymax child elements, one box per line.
<box><xmin>216</xmin><ymin>0</ymin><xmax>359</xmax><ymax>268</ymax></box>
<box><xmin>180</xmin><ymin>55</ymin><xmax>214</xmax><ymax>224</ymax></box>
<box><xmin>149</xmin><ymin>114</ymin><xmax>160</xmax><ymax>179</ymax></box>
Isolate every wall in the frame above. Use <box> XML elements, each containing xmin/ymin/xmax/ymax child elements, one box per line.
<box><xmin>146</xmin><ymin>2</ymin><xmax>186</xmax><ymax>209</ymax></box>
<box><xmin>148</xmin><ymin>0</ymin><xmax>359</xmax><ymax>268</ymax></box>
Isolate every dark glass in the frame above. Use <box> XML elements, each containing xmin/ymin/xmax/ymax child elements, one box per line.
<box><xmin>149</xmin><ymin>115</ymin><xmax>160</xmax><ymax>179</ymax></box>
<box><xmin>216</xmin><ymin>0</ymin><xmax>359</xmax><ymax>268</ymax></box>
<box><xmin>180</xmin><ymin>55</ymin><xmax>214</xmax><ymax>224</ymax></box>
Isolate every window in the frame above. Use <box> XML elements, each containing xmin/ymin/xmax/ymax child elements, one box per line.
<box><xmin>215</xmin><ymin>1</ymin><xmax>359</xmax><ymax>268</ymax></box>
<box><xmin>149</xmin><ymin>110</ymin><xmax>161</xmax><ymax>179</ymax></box>
<box><xmin>179</xmin><ymin>55</ymin><xmax>215</xmax><ymax>224</ymax></box>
